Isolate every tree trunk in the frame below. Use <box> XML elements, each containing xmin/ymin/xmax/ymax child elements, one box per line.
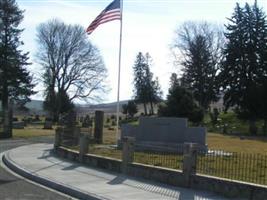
<box><xmin>143</xmin><ymin>103</ymin><xmax>147</xmax><ymax>115</ymax></box>
<box><xmin>263</xmin><ymin>119</ymin><xmax>267</xmax><ymax>136</ymax></box>
<box><xmin>249</xmin><ymin>119</ymin><xmax>258</xmax><ymax>135</ymax></box>
<box><xmin>2</xmin><ymin>83</ymin><xmax>8</xmax><ymax>136</ymax></box>
<box><xmin>2</xmin><ymin>86</ymin><xmax>12</xmax><ymax>138</ymax></box>
<box><xmin>150</xmin><ymin>101</ymin><xmax>154</xmax><ymax>115</ymax></box>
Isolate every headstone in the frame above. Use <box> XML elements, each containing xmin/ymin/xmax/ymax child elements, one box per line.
<box><xmin>120</xmin><ymin>117</ymin><xmax>207</xmax><ymax>152</ymax></box>
<box><xmin>137</xmin><ymin>117</ymin><xmax>187</xmax><ymax>143</ymax></box>
<box><xmin>94</xmin><ymin>110</ymin><xmax>104</xmax><ymax>144</ymax></box>
<box><xmin>59</xmin><ymin>111</ymin><xmax>77</xmax><ymax>128</ymax></box>
<box><xmin>43</xmin><ymin>121</ymin><xmax>53</xmax><ymax>129</ymax></box>
<box><xmin>13</xmin><ymin>121</ymin><xmax>24</xmax><ymax>129</ymax></box>
<box><xmin>79</xmin><ymin>116</ymin><xmax>84</xmax><ymax>123</ymax></box>
<box><xmin>82</xmin><ymin>115</ymin><xmax>91</xmax><ymax>128</ymax></box>
<box><xmin>66</xmin><ymin>111</ymin><xmax>77</xmax><ymax>128</ymax></box>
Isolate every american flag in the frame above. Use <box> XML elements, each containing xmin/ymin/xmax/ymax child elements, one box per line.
<box><xmin>86</xmin><ymin>0</ymin><xmax>121</xmax><ymax>34</ymax></box>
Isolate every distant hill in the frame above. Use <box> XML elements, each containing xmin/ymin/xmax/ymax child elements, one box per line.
<box><xmin>2</xmin><ymin>99</ymin><xmax>155</xmax><ymax>115</ymax></box>
<box><xmin>22</xmin><ymin>99</ymin><xmax>131</xmax><ymax>115</ymax></box>
<box><xmin>0</xmin><ymin>100</ymin><xmax>44</xmax><ymax>113</ymax></box>
<box><xmin>25</xmin><ymin>100</ymin><xmax>44</xmax><ymax>111</ymax></box>
<box><xmin>76</xmin><ymin>100</ymin><xmax>129</xmax><ymax>115</ymax></box>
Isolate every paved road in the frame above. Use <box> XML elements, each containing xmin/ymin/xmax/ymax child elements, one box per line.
<box><xmin>0</xmin><ymin>137</ymin><xmax>73</xmax><ymax>200</ymax></box>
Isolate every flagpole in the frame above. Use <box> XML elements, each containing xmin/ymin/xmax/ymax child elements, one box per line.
<box><xmin>116</xmin><ymin>0</ymin><xmax>123</xmax><ymax>144</ymax></box>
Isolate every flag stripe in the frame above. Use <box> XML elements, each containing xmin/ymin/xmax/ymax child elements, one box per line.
<box><xmin>87</xmin><ymin>16</ymin><xmax>121</xmax><ymax>33</ymax></box>
<box><xmin>93</xmin><ymin>9</ymin><xmax>120</xmax><ymax>22</ymax></box>
<box><xmin>87</xmin><ymin>11</ymin><xmax>120</xmax><ymax>28</ymax></box>
<box><xmin>86</xmin><ymin>0</ymin><xmax>121</xmax><ymax>34</ymax></box>
<box><xmin>86</xmin><ymin>14</ymin><xmax>120</xmax><ymax>33</ymax></box>
<box><xmin>87</xmin><ymin>17</ymin><xmax>121</xmax><ymax>34</ymax></box>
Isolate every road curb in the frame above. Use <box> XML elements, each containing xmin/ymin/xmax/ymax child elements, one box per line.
<box><xmin>2</xmin><ymin>151</ymin><xmax>108</xmax><ymax>200</ymax></box>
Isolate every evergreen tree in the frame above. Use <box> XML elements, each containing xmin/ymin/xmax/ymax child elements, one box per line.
<box><xmin>220</xmin><ymin>1</ymin><xmax>267</xmax><ymax>135</ymax></box>
<box><xmin>158</xmin><ymin>82</ymin><xmax>204</xmax><ymax>125</ymax></box>
<box><xmin>133</xmin><ymin>52</ymin><xmax>148</xmax><ymax>114</ymax></box>
<box><xmin>182</xmin><ymin>34</ymin><xmax>219</xmax><ymax>109</ymax></box>
<box><xmin>122</xmin><ymin>104</ymin><xmax>128</xmax><ymax>119</ymax></box>
<box><xmin>0</xmin><ymin>0</ymin><xmax>35</xmax><ymax>137</ymax></box>
<box><xmin>172</xmin><ymin>22</ymin><xmax>223</xmax><ymax>110</ymax></box>
<box><xmin>127</xmin><ymin>100</ymin><xmax>138</xmax><ymax>118</ymax></box>
<box><xmin>133</xmin><ymin>52</ymin><xmax>162</xmax><ymax>115</ymax></box>
<box><xmin>43</xmin><ymin>89</ymin><xmax>74</xmax><ymax>122</ymax></box>
<box><xmin>121</xmin><ymin>100</ymin><xmax>138</xmax><ymax>119</ymax></box>
<box><xmin>169</xmin><ymin>73</ymin><xmax>180</xmax><ymax>90</ymax></box>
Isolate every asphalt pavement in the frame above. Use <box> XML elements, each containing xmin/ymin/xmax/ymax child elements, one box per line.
<box><xmin>0</xmin><ymin>137</ymin><xmax>74</xmax><ymax>200</ymax></box>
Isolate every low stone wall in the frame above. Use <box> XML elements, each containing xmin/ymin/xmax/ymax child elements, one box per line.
<box><xmin>127</xmin><ymin>163</ymin><xmax>185</xmax><ymax>187</ymax></box>
<box><xmin>55</xmin><ymin>147</ymin><xmax>121</xmax><ymax>173</ymax></box>
<box><xmin>54</xmin><ymin>146</ymin><xmax>267</xmax><ymax>200</ymax></box>
<box><xmin>191</xmin><ymin>174</ymin><xmax>267</xmax><ymax>199</ymax></box>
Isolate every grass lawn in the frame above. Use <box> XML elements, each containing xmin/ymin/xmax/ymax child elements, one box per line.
<box><xmin>4</xmin><ymin>123</ymin><xmax>267</xmax><ymax>155</ymax></box>
<box><xmin>12</xmin><ymin>125</ymin><xmax>55</xmax><ymax>138</ymax></box>
<box><xmin>100</xmin><ymin>126</ymin><xmax>267</xmax><ymax>154</ymax></box>
<box><xmin>207</xmin><ymin>132</ymin><xmax>267</xmax><ymax>154</ymax></box>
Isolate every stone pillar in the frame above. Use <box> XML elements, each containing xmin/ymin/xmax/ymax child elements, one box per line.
<box><xmin>73</xmin><ymin>127</ymin><xmax>81</xmax><ymax>145</ymax></box>
<box><xmin>54</xmin><ymin>128</ymin><xmax>62</xmax><ymax>149</ymax></box>
<box><xmin>94</xmin><ymin>110</ymin><xmax>104</xmax><ymax>144</ymax></box>
<box><xmin>79</xmin><ymin>134</ymin><xmax>89</xmax><ymax>162</ymax></box>
<box><xmin>121</xmin><ymin>137</ymin><xmax>135</xmax><ymax>173</ymax></box>
<box><xmin>182</xmin><ymin>143</ymin><xmax>198</xmax><ymax>187</ymax></box>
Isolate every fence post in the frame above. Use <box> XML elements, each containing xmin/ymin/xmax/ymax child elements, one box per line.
<box><xmin>54</xmin><ymin>128</ymin><xmax>62</xmax><ymax>149</ymax></box>
<box><xmin>121</xmin><ymin>137</ymin><xmax>135</xmax><ymax>173</ymax></box>
<box><xmin>74</xmin><ymin>127</ymin><xmax>81</xmax><ymax>145</ymax></box>
<box><xmin>183</xmin><ymin>143</ymin><xmax>198</xmax><ymax>187</ymax></box>
<box><xmin>79</xmin><ymin>133</ymin><xmax>90</xmax><ymax>162</ymax></box>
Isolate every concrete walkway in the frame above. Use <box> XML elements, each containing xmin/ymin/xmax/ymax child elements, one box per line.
<box><xmin>2</xmin><ymin>144</ymin><xmax>241</xmax><ymax>200</ymax></box>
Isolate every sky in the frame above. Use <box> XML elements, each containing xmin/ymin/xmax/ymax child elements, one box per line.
<box><xmin>17</xmin><ymin>0</ymin><xmax>267</xmax><ymax>103</ymax></box>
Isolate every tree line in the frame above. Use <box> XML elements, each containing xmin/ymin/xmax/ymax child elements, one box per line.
<box><xmin>158</xmin><ymin>1</ymin><xmax>267</xmax><ymax>135</ymax></box>
<box><xmin>0</xmin><ymin>0</ymin><xmax>267</xmax><ymax>138</ymax></box>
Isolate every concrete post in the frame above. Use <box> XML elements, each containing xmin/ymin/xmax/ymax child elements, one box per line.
<box><xmin>94</xmin><ymin>110</ymin><xmax>104</xmax><ymax>144</ymax></box>
<box><xmin>182</xmin><ymin>143</ymin><xmax>198</xmax><ymax>187</ymax></box>
<box><xmin>79</xmin><ymin>134</ymin><xmax>89</xmax><ymax>162</ymax></box>
<box><xmin>121</xmin><ymin>137</ymin><xmax>135</xmax><ymax>173</ymax></box>
<box><xmin>54</xmin><ymin>128</ymin><xmax>62</xmax><ymax>149</ymax></box>
<box><xmin>73</xmin><ymin>127</ymin><xmax>81</xmax><ymax>145</ymax></box>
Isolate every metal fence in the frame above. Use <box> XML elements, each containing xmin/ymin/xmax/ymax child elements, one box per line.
<box><xmin>59</xmin><ymin>128</ymin><xmax>80</xmax><ymax>149</ymax></box>
<box><xmin>132</xmin><ymin>147</ymin><xmax>267</xmax><ymax>185</ymax></box>
<box><xmin>133</xmin><ymin>144</ymin><xmax>184</xmax><ymax>170</ymax></box>
<box><xmin>57</xmin><ymin>133</ymin><xmax>267</xmax><ymax>186</ymax></box>
<box><xmin>197</xmin><ymin>150</ymin><xmax>267</xmax><ymax>185</ymax></box>
<box><xmin>89</xmin><ymin>146</ymin><xmax>122</xmax><ymax>160</ymax></box>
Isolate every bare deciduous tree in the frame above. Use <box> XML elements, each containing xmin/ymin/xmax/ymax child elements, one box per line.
<box><xmin>36</xmin><ymin>19</ymin><xmax>107</xmax><ymax>120</ymax></box>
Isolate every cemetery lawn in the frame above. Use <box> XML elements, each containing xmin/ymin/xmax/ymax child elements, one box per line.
<box><xmin>102</xmin><ymin>128</ymin><xmax>267</xmax><ymax>154</ymax></box>
<box><xmin>13</xmin><ymin>125</ymin><xmax>55</xmax><ymax>138</ymax></box>
<box><xmin>11</xmin><ymin>126</ymin><xmax>267</xmax><ymax>154</ymax></box>
<box><xmin>207</xmin><ymin>133</ymin><xmax>267</xmax><ymax>154</ymax></box>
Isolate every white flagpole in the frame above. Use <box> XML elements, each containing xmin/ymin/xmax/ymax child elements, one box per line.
<box><xmin>116</xmin><ymin>0</ymin><xmax>123</xmax><ymax>143</ymax></box>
